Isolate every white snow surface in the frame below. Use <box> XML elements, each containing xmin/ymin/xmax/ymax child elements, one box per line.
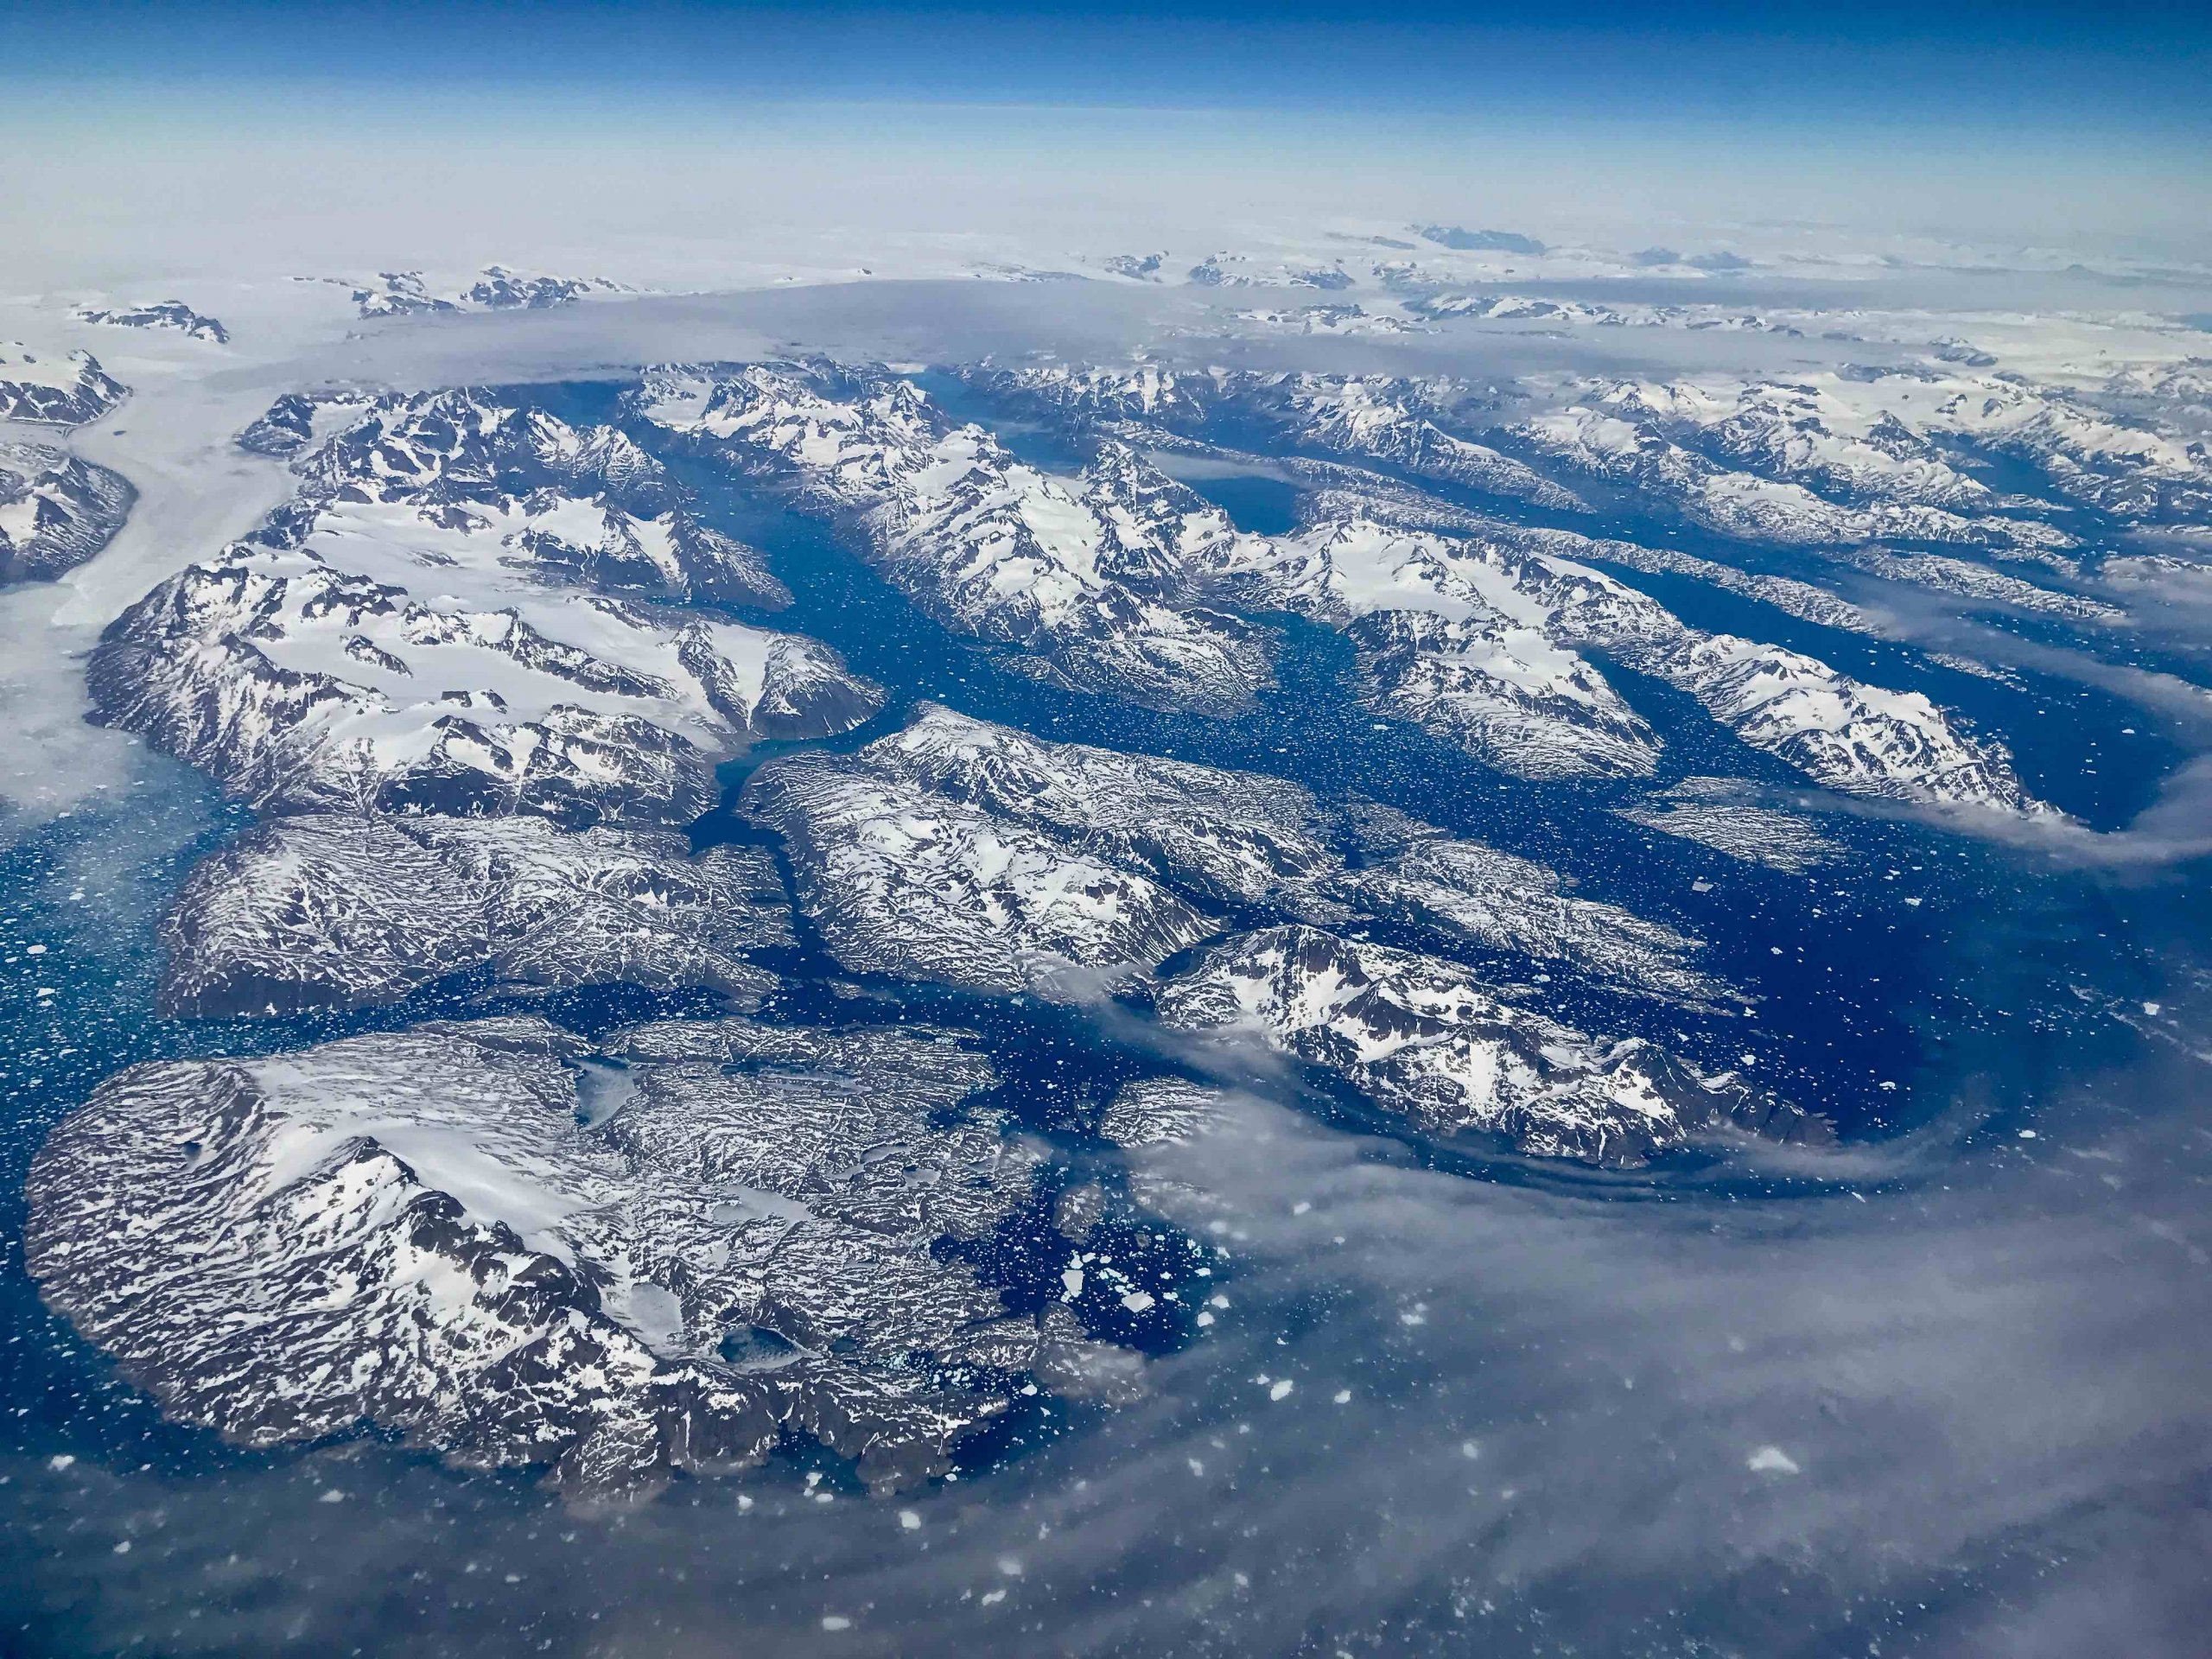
<box><xmin>89</xmin><ymin>389</ymin><xmax>879</xmax><ymax>823</ymax></box>
<box><xmin>157</xmin><ymin>811</ymin><xmax>793</xmax><ymax>1015</ymax></box>
<box><xmin>26</xmin><ymin>1015</ymin><xmax>1136</xmax><ymax>1493</ymax></box>
<box><xmin>1155</xmin><ymin>925</ymin><xmax>1827</xmax><ymax>1166</ymax></box>
<box><xmin>0</xmin><ymin>343</ymin><xmax>128</xmax><ymax>426</ymax></box>
<box><xmin>0</xmin><ymin>441</ymin><xmax>133</xmax><ymax>585</ymax></box>
<box><xmin>750</xmin><ymin>704</ymin><xmax>1728</xmax><ymax>1007</ymax></box>
<box><xmin>636</xmin><ymin>363</ymin><xmax>1271</xmax><ymax>715</ymax></box>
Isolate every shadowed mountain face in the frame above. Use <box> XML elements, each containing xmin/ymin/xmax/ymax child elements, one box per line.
<box><xmin>0</xmin><ymin>345</ymin><xmax>126</xmax><ymax>427</ymax></box>
<box><xmin>0</xmin><ymin>441</ymin><xmax>133</xmax><ymax>585</ymax></box>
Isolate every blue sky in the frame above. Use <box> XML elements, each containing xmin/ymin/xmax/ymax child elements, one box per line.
<box><xmin>4</xmin><ymin>2</ymin><xmax>2206</xmax><ymax>270</ymax></box>
<box><xmin>4</xmin><ymin>1</ymin><xmax>2206</xmax><ymax>137</ymax></box>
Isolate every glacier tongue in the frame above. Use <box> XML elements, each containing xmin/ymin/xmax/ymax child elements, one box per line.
<box><xmin>25</xmin><ymin>1015</ymin><xmax>1147</xmax><ymax>1495</ymax></box>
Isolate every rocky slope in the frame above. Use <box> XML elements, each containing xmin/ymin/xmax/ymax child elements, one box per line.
<box><xmin>0</xmin><ymin>440</ymin><xmax>133</xmax><ymax>585</ymax></box>
<box><xmin>71</xmin><ymin>300</ymin><xmax>229</xmax><ymax>344</ymax></box>
<box><xmin>0</xmin><ymin>344</ymin><xmax>125</xmax><ymax>426</ymax></box>
<box><xmin>747</xmin><ymin>705</ymin><xmax>1726</xmax><ymax>1006</ymax></box>
<box><xmin>91</xmin><ymin>390</ymin><xmax>868</xmax><ymax>824</ymax></box>
<box><xmin>26</xmin><ymin>1015</ymin><xmax>1146</xmax><ymax>1494</ymax></box>
<box><xmin>633</xmin><ymin>362</ymin><xmax>1273</xmax><ymax>715</ymax></box>
<box><xmin>1156</xmin><ymin>926</ymin><xmax>1827</xmax><ymax>1166</ymax></box>
<box><xmin>157</xmin><ymin>813</ymin><xmax>792</xmax><ymax>1016</ymax></box>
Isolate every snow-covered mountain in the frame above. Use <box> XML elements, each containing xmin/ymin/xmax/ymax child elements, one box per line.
<box><xmin>959</xmin><ymin>364</ymin><xmax>1584</xmax><ymax>513</ymax></box>
<box><xmin>25</xmin><ymin>1015</ymin><xmax>1147</xmax><ymax>1493</ymax></box>
<box><xmin>1225</xmin><ymin>305</ymin><xmax>1423</xmax><ymax>338</ymax></box>
<box><xmin>92</xmin><ymin>390</ymin><xmax>868</xmax><ymax>823</ymax></box>
<box><xmin>683</xmin><ymin>360</ymin><xmax>2046</xmax><ymax>810</ymax></box>
<box><xmin>1507</xmin><ymin>393</ymin><xmax>2072</xmax><ymax>554</ymax></box>
<box><xmin>746</xmin><ymin>748</ymin><xmax>1217</xmax><ymax>995</ymax></box>
<box><xmin>1177</xmin><ymin>475</ymin><xmax>2039</xmax><ymax>810</ymax></box>
<box><xmin>964</xmin><ymin>356</ymin><xmax>2212</xmax><ymax>601</ymax></box>
<box><xmin>0</xmin><ymin>440</ymin><xmax>133</xmax><ymax>585</ymax></box>
<box><xmin>1156</xmin><ymin>926</ymin><xmax>1827</xmax><ymax>1166</ymax></box>
<box><xmin>1186</xmin><ymin>253</ymin><xmax>1356</xmax><ymax>289</ymax></box>
<box><xmin>633</xmin><ymin>362</ymin><xmax>1273</xmax><ymax>715</ymax></box>
<box><xmin>1518</xmin><ymin>368</ymin><xmax>2212</xmax><ymax>544</ymax></box>
<box><xmin>857</xmin><ymin>702</ymin><xmax>1335</xmax><ymax>906</ymax></box>
<box><xmin>1096</xmin><ymin>378</ymin><xmax>2050</xmax><ymax>807</ymax></box>
<box><xmin>1249</xmin><ymin>512</ymin><xmax>1669</xmax><ymax>781</ymax></box>
<box><xmin>1414</xmin><ymin>293</ymin><xmax>1803</xmax><ymax>334</ymax></box>
<box><xmin>747</xmin><ymin>704</ymin><xmax>1727</xmax><ymax>1006</ymax></box>
<box><xmin>1324</xmin><ymin>809</ymin><xmax>1726</xmax><ymax>1005</ymax></box>
<box><xmin>0</xmin><ymin>344</ymin><xmax>126</xmax><ymax>426</ymax></box>
<box><xmin>70</xmin><ymin>300</ymin><xmax>229</xmax><ymax>344</ymax></box>
<box><xmin>157</xmin><ymin>813</ymin><xmax>792</xmax><ymax>1016</ymax></box>
<box><xmin>339</xmin><ymin>267</ymin><xmax>628</xmax><ymax>319</ymax></box>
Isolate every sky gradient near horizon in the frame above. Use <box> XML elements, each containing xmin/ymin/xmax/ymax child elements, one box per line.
<box><xmin>5</xmin><ymin>1</ymin><xmax>2208</xmax><ymax>276</ymax></box>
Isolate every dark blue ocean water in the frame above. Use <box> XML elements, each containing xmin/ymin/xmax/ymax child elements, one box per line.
<box><xmin>2</xmin><ymin>381</ymin><xmax>2207</xmax><ymax>1656</ymax></box>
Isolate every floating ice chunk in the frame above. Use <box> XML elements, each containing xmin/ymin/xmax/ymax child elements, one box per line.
<box><xmin>1269</xmin><ymin>1378</ymin><xmax>1295</xmax><ymax>1402</ymax></box>
<box><xmin>1747</xmin><ymin>1445</ymin><xmax>1802</xmax><ymax>1474</ymax></box>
